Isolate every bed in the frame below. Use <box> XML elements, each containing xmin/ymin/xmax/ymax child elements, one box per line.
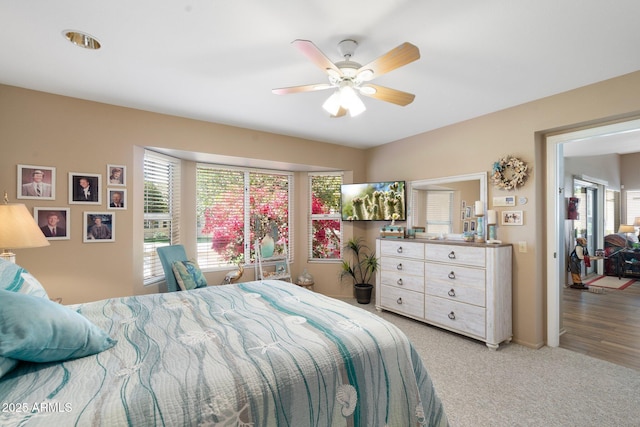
<box><xmin>0</xmin><ymin>261</ymin><xmax>448</xmax><ymax>427</ymax></box>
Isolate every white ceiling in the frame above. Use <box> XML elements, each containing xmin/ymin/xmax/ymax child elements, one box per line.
<box><xmin>2</xmin><ymin>1</ymin><xmax>640</xmax><ymax>151</ymax></box>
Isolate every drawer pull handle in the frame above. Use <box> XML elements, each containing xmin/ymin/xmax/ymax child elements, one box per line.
<box><xmin>448</xmin><ymin>271</ymin><xmax>456</xmax><ymax>279</ymax></box>
<box><xmin>448</xmin><ymin>311</ymin><xmax>456</xmax><ymax>320</ymax></box>
<box><xmin>396</xmin><ymin>263</ymin><xmax>403</xmax><ymax>270</ymax></box>
<box><xmin>397</xmin><ymin>297</ymin><xmax>403</xmax><ymax>305</ymax></box>
<box><xmin>397</xmin><ymin>278</ymin><xmax>403</xmax><ymax>286</ymax></box>
<box><xmin>397</xmin><ymin>246</ymin><xmax>403</xmax><ymax>254</ymax></box>
<box><xmin>448</xmin><ymin>251</ymin><xmax>456</xmax><ymax>259</ymax></box>
<box><xmin>448</xmin><ymin>288</ymin><xmax>456</xmax><ymax>297</ymax></box>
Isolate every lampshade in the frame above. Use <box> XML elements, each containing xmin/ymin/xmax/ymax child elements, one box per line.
<box><xmin>618</xmin><ymin>224</ymin><xmax>635</xmax><ymax>233</ymax></box>
<box><xmin>322</xmin><ymin>85</ymin><xmax>367</xmax><ymax>117</ymax></box>
<box><xmin>634</xmin><ymin>217</ymin><xmax>640</xmax><ymax>227</ymax></box>
<box><xmin>0</xmin><ymin>203</ymin><xmax>50</xmax><ymax>263</ymax></box>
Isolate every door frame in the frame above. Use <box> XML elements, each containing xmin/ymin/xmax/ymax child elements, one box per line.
<box><xmin>546</xmin><ymin>118</ymin><xmax>640</xmax><ymax>347</ymax></box>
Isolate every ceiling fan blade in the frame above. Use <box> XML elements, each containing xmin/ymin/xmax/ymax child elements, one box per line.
<box><xmin>272</xmin><ymin>83</ymin><xmax>332</xmax><ymax>95</ymax></box>
<box><xmin>357</xmin><ymin>42</ymin><xmax>420</xmax><ymax>80</ymax></box>
<box><xmin>292</xmin><ymin>39</ymin><xmax>342</xmax><ymax>76</ymax></box>
<box><xmin>360</xmin><ymin>84</ymin><xmax>415</xmax><ymax>106</ymax></box>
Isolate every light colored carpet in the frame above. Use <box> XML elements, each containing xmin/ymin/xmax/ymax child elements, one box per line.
<box><xmin>586</xmin><ymin>275</ymin><xmax>636</xmax><ymax>289</ymax></box>
<box><xmin>343</xmin><ymin>299</ymin><xmax>640</xmax><ymax>427</ymax></box>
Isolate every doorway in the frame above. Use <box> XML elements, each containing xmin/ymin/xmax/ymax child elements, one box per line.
<box><xmin>546</xmin><ymin>118</ymin><xmax>640</xmax><ymax>347</ymax></box>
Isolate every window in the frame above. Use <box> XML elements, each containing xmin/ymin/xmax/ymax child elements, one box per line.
<box><xmin>196</xmin><ymin>165</ymin><xmax>293</xmax><ymax>269</ymax></box>
<box><xmin>143</xmin><ymin>150</ymin><xmax>181</xmax><ymax>282</ymax></box>
<box><xmin>426</xmin><ymin>191</ymin><xmax>453</xmax><ymax>234</ymax></box>
<box><xmin>626</xmin><ymin>190</ymin><xmax>640</xmax><ymax>233</ymax></box>
<box><xmin>309</xmin><ymin>173</ymin><xmax>342</xmax><ymax>260</ymax></box>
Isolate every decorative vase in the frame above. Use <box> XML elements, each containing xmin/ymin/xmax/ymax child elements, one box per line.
<box><xmin>260</xmin><ymin>235</ymin><xmax>275</xmax><ymax>258</ymax></box>
<box><xmin>354</xmin><ymin>283</ymin><xmax>373</xmax><ymax>304</ymax></box>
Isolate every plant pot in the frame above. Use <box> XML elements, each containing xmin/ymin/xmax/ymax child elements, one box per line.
<box><xmin>354</xmin><ymin>283</ymin><xmax>373</xmax><ymax>304</ymax></box>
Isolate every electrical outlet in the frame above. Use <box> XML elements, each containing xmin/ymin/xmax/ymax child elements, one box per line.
<box><xmin>518</xmin><ymin>241</ymin><xmax>527</xmax><ymax>253</ymax></box>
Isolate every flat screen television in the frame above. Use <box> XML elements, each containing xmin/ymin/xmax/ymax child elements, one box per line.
<box><xmin>341</xmin><ymin>181</ymin><xmax>406</xmax><ymax>221</ymax></box>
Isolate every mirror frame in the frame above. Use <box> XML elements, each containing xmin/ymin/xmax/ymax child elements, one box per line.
<box><xmin>407</xmin><ymin>172</ymin><xmax>488</xmax><ymax>235</ymax></box>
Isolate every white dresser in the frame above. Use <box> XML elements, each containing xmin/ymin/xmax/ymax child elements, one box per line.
<box><xmin>376</xmin><ymin>238</ymin><xmax>512</xmax><ymax>349</ymax></box>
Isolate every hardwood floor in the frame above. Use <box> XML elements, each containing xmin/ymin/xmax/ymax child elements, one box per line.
<box><xmin>560</xmin><ymin>277</ymin><xmax>640</xmax><ymax>371</ymax></box>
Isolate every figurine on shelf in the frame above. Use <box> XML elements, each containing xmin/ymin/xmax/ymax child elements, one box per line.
<box><xmin>569</xmin><ymin>237</ymin><xmax>590</xmax><ymax>289</ymax></box>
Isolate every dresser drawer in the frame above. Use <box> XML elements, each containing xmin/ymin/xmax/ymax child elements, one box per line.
<box><xmin>380</xmin><ymin>240</ymin><xmax>424</xmax><ymax>260</ymax></box>
<box><xmin>426</xmin><ymin>262</ymin><xmax>486</xmax><ymax>287</ymax></box>
<box><xmin>380</xmin><ymin>270</ymin><xmax>424</xmax><ymax>292</ymax></box>
<box><xmin>380</xmin><ymin>285</ymin><xmax>424</xmax><ymax>318</ymax></box>
<box><xmin>425</xmin><ymin>244</ymin><xmax>485</xmax><ymax>267</ymax></box>
<box><xmin>425</xmin><ymin>297</ymin><xmax>486</xmax><ymax>339</ymax></box>
<box><xmin>381</xmin><ymin>257</ymin><xmax>424</xmax><ymax>277</ymax></box>
<box><xmin>425</xmin><ymin>280</ymin><xmax>486</xmax><ymax>307</ymax></box>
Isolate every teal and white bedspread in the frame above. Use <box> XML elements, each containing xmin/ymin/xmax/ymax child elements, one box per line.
<box><xmin>0</xmin><ymin>280</ymin><xmax>448</xmax><ymax>426</ymax></box>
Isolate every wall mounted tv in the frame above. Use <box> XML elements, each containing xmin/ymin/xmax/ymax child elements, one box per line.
<box><xmin>341</xmin><ymin>181</ymin><xmax>406</xmax><ymax>221</ymax></box>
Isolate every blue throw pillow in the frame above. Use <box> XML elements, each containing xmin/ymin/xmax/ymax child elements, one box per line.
<box><xmin>0</xmin><ymin>289</ymin><xmax>117</xmax><ymax>363</ymax></box>
<box><xmin>172</xmin><ymin>260</ymin><xmax>207</xmax><ymax>291</ymax></box>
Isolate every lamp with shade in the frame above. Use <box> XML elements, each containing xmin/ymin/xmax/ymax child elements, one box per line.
<box><xmin>0</xmin><ymin>192</ymin><xmax>50</xmax><ymax>263</ymax></box>
<box><xmin>618</xmin><ymin>224</ymin><xmax>635</xmax><ymax>249</ymax></box>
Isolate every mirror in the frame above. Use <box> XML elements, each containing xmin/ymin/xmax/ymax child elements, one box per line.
<box><xmin>408</xmin><ymin>172</ymin><xmax>487</xmax><ymax>235</ymax></box>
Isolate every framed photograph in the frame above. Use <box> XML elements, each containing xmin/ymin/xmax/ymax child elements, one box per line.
<box><xmin>34</xmin><ymin>207</ymin><xmax>70</xmax><ymax>240</ymax></box>
<box><xmin>107</xmin><ymin>188</ymin><xmax>126</xmax><ymax>210</ymax></box>
<box><xmin>460</xmin><ymin>210</ymin><xmax>465</xmax><ymax>220</ymax></box>
<box><xmin>463</xmin><ymin>221</ymin><xmax>469</xmax><ymax>232</ymax></box>
<box><xmin>83</xmin><ymin>212</ymin><xmax>115</xmax><ymax>242</ymax></box>
<box><xmin>275</xmin><ymin>262</ymin><xmax>287</xmax><ymax>275</ymax></box>
<box><xmin>470</xmin><ymin>220</ymin><xmax>476</xmax><ymax>232</ymax></box>
<box><xmin>461</xmin><ymin>200</ymin><xmax>466</xmax><ymax>209</ymax></box>
<box><xmin>17</xmin><ymin>165</ymin><xmax>55</xmax><ymax>200</ymax></box>
<box><xmin>502</xmin><ymin>210</ymin><xmax>523</xmax><ymax>226</ymax></box>
<box><xmin>107</xmin><ymin>164</ymin><xmax>126</xmax><ymax>186</ymax></box>
<box><xmin>465</xmin><ymin>206</ymin><xmax>472</xmax><ymax>218</ymax></box>
<box><xmin>69</xmin><ymin>173</ymin><xmax>102</xmax><ymax>204</ymax></box>
<box><xmin>493</xmin><ymin>196</ymin><xmax>516</xmax><ymax>207</ymax></box>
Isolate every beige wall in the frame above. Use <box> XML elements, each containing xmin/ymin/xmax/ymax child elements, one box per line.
<box><xmin>365</xmin><ymin>70</ymin><xmax>640</xmax><ymax>348</ymax></box>
<box><xmin>0</xmin><ymin>84</ymin><xmax>365</xmax><ymax>304</ymax></box>
<box><xmin>3</xmin><ymin>70</ymin><xmax>640</xmax><ymax>349</ymax></box>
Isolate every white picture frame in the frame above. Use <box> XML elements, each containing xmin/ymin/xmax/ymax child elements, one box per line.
<box><xmin>501</xmin><ymin>210</ymin><xmax>523</xmax><ymax>226</ymax></box>
<box><xmin>17</xmin><ymin>164</ymin><xmax>56</xmax><ymax>200</ymax></box>
<box><xmin>107</xmin><ymin>188</ymin><xmax>126</xmax><ymax>210</ymax></box>
<box><xmin>34</xmin><ymin>207</ymin><xmax>70</xmax><ymax>240</ymax></box>
<box><xmin>107</xmin><ymin>164</ymin><xmax>126</xmax><ymax>186</ymax></box>
<box><xmin>83</xmin><ymin>211</ymin><xmax>115</xmax><ymax>242</ymax></box>
<box><xmin>69</xmin><ymin>172</ymin><xmax>102</xmax><ymax>204</ymax></box>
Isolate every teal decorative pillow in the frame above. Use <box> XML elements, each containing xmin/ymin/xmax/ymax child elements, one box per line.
<box><xmin>0</xmin><ymin>259</ymin><xmax>49</xmax><ymax>298</ymax></box>
<box><xmin>171</xmin><ymin>260</ymin><xmax>207</xmax><ymax>291</ymax></box>
<box><xmin>0</xmin><ymin>260</ymin><xmax>51</xmax><ymax>377</ymax></box>
<box><xmin>0</xmin><ymin>289</ymin><xmax>117</xmax><ymax>363</ymax></box>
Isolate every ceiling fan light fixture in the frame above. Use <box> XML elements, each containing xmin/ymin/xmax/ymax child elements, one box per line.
<box><xmin>340</xmin><ymin>86</ymin><xmax>366</xmax><ymax>117</ymax></box>
<box><xmin>322</xmin><ymin>91</ymin><xmax>342</xmax><ymax>116</ymax></box>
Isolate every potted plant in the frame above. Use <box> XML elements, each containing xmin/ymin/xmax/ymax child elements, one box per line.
<box><xmin>340</xmin><ymin>237</ymin><xmax>379</xmax><ymax>304</ymax></box>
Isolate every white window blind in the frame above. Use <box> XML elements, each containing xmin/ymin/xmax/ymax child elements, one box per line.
<box><xmin>196</xmin><ymin>165</ymin><xmax>293</xmax><ymax>269</ymax></box>
<box><xmin>309</xmin><ymin>173</ymin><xmax>342</xmax><ymax>260</ymax></box>
<box><xmin>143</xmin><ymin>150</ymin><xmax>181</xmax><ymax>282</ymax></box>
<box><xmin>426</xmin><ymin>191</ymin><xmax>453</xmax><ymax>234</ymax></box>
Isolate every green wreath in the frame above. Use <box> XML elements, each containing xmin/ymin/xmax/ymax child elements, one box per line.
<box><xmin>491</xmin><ymin>156</ymin><xmax>528</xmax><ymax>190</ymax></box>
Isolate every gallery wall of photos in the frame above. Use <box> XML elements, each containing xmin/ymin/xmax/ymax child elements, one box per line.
<box><xmin>17</xmin><ymin>164</ymin><xmax>127</xmax><ymax>243</ymax></box>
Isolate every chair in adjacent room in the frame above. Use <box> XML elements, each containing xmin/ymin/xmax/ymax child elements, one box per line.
<box><xmin>157</xmin><ymin>244</ymin><xmax>188</xmax><ymax>292</ymax></box>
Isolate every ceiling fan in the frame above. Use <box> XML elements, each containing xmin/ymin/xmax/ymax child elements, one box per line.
<box><xmin>272</xmin><ymin>39</ymin><xmax>420</xmax><ymax>117</ymax></box>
